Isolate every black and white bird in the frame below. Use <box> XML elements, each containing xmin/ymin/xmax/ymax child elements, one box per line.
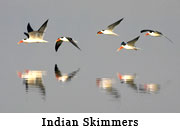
<box><xmin>97</xmin><ymin>18</ymin><xmax>124</xmax><ymax>36</ymax></box>
<box><xmin>54</xmin><ymin>64</ymin><xmax>80</xmax><ymax>82</ymax></box>
<box><xmin>140</xmin><ymin>29</ymin><xmax>173</xmax><ymax>43</ymax></box>
<box><xmin>55</xmin><ymin>37</ymin><xmax>81</xmax><ymax>52</ymax></box>
<box><xmin>117</xmin><ymin>36</ymin><xmax>140</xmax><ymax>51</ymax></box>
<box><xmin>18</xmin><ymin>19</ymin><xmax>49</xmax><ymax>44</ymax></box>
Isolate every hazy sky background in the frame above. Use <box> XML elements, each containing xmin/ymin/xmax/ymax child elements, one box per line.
<box><xmin>0</xmin><ymin>0</ymin><xmax>180</xmax><ymax>112</ymax></box>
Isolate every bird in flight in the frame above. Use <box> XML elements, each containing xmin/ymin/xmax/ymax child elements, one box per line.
<box><xmin>117</xmin><ymin>36</ymin><xmax>140</xmax><ymax>51</ymax></box>
<box><xmin>55</xmin><ymin>37</ymin><xmax>81</xmax><ymax>52</ymax></box>
<box><xmin>97</xmin><ymin>18</ymin><xmax>124</xmax><ymax>36</ymax></box>
<box><xmin>140</xmin><ymin>29</ymin><xmax>173</xmax><ymax>43</ymax></box>
<box><xmin>18</xmin><ymin>19</ymin><xmax>49</xmax><ymax>44</ymax></box>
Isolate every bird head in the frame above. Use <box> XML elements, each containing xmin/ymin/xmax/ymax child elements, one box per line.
<box><xmin>17</xmin><ymin>38</ymin><xmax>27</xmax><ymax>44</ymax></box>
<box><xmin>17</xmin><ymin>72</ymin><xmax>22</xmax><ymax>78</ymax></box>
<box><xmin>97</xmin><ymin>30</ymin><xmax>104</xmax><ymax>34</ymax></box>
<box><xmin>116</xmin><ymin>42</ymin><xmax>126</xmax><ymax>51</ymax></box>
<box><xmin>117</xmin><ymin>73</ymin><xmax>123</xmax><ymax>80</ymax></box>
<box><xmin>56</xmin><ymin>38</ymin><xmax>61</xmax><ymax>42</ymax></box>
<box><xmin>145</xmin><ymin>33</ymin><xmax>150</xmax><ymax>36</ymax></box>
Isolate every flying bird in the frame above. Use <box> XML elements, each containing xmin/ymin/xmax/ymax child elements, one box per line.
<box><xmin>18</xmin><ymin>19</ymin><xmax>49</xmax><ymax>44</ymax></box>
<box><xmin>54</xmin><ymin>64</ymin><xmax>80</xmax><ymax>82</ymax></box>
<box><xmin>117</xmin><ymin>36</ymin><xmax>140</xmax><ymax>51</ymax></box>
<box><xmin>55</xmin><ymin>37</ymin><xmax>81</xmax><ymax>52</ymax></box>
<box><xmin>140</xmin><ymin>29</ymin><xmax>173</xmax><ymax>43</ymax></box>
<box><xmin>97</xmin><ymin>18</ymin><xmax>124</xmax><ymax>36</ymax></box>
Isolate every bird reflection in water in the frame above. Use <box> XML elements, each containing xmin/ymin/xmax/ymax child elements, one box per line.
<box><xmin>117</xmin><ymin>73</ymin><xmax>160</xmax><ymax>93</ymax></box>
<box><xmin>117</xmin><ymin>73</ymin><xmax>138</xmax><ymax>90</ymax></box>
<box><xmin>139</xmin><ymin>83</ymin><xmax>160</xmax><ymax>94</ymax></box>
<box><xmin>54</xmin><ymin>64</ymin><xmax>80</xmax><ymax>82</ymax></box>
<box><xmin>96</xmin><ymin>78</ymin><xmax>120</xmax><ymax>98</ymax></box>
<box><xmin>17</xmin><ymin>70</ymin><xmax>46</xmax><ymax>99</ymax></box>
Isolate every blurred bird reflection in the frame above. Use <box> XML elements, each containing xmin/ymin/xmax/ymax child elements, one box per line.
<box><xmin>96</xmin><ymin>78</ymin><xmax>120</xmax><ymax>98</ymax></box>
<box><xmin>17</xmin><ymin>70</ymin><xmax>46</xmax><ymax>99</ymax></box>
<box><xmin>117</xmin><ymin>73</ymin><xmax>138</xmax><ymax>90</ymax></box>
<box><xmin>54</xmin><ymin>64</ymin><xmax>80</xmax><ymax>82</ymax></box>
<box><xmin>117</xmin><ymin>72</ymin><xmax>160</xmax><ymax>93</ymax></box>
<box><xmin>139</xmin><ymin>83</ymin><xmax>160</xmax><ymax>94</ymax></box>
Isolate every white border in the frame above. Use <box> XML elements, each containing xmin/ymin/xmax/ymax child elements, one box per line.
<box><xmin>0</xmin><ymin>113</ymin><xmax>179</xmax><ymax>137</ymax></box>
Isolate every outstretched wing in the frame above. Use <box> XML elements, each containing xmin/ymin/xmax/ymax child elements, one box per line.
<box><xmin>54</xmin><ymin>64</ymin><xmax>62</xmax><ymax>77</ymax></box>
<box><xmin>66</xmin><ymin>37</ymin><xmax>81</xmax><ymax>50</ymax></box>
<box><xmin>127</xmin><ymin>36</ymin><xmax>140</xmax><ymax>47</ymax></box>
<box><xmin>38</xmin><ymin>19</ymin><xmax>49</xmax><ymax>33</ymax></box>
<box><xmin>140</xmin><ymin>29</ymin><xmax>154</xmax><ymax>33</ymax></box>
<box><xmin>27</xmin><ymin>23</ymin><xmax>34</xmax><ymax>32</ymax></box>
<box><xmin>68</xmin><ymin>68</ymin><xmax>80</xmax><ymax>80</ymax></box>
<box><xmin>55</xmin><ymin>40</ymin><xmax>63</xmax><ymax>52</ymax></box>
<box><xmin>163</xmin><ymin>35</ymin><xmax>174</xmax><ymax>44</ymax></box>
<box><xmin>107</xmin><ymin>18</ymin><xmax>124</xmax><ymax>30</ymax></box>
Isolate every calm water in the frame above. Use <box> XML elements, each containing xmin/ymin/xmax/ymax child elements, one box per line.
<box><xmin>0</xmin><ymin>0</ymin><xmax>180</xmax><ymax>112</ymax></box>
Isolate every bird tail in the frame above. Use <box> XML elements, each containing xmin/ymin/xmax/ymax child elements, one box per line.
<box><xmin>112</xmin><ymin>33</ymin><xmax>119</xmax><ymax>36</ymax></box>
<box><xmin>134</xmin><ymin>47</ymin><xmax>141</xmax><ymax>50</ymax></box>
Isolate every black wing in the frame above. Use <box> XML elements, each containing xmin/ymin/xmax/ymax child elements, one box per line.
<box><xmin>107</xmin><ymin>18</ymin><xmax>124</xmax><ymax>30</ymax></box>
<box><xmin>55</xmin><ymin>40</ymin><xmax>63</xmax><ymax>52</ymax></box>
<box><xmin>68</xmin><ymin>68</ymin><xmax>80</xmax><ymax>80</ymax></box>
<box><xmin>27</xmin><ymin>23</ymin><xmax>34</xmax><ymax>32</ymax></box>
<box><xmin>54</xmin><ymin>64</ymin><xmax>62</xmax><ymax>77</ymax></box>
<box><xmin>38</xmin><ymin>19</ymin><xmax>49</xmax><ymax>33</ymax></box>
<box><xmin>140</xmin><ymin>29</ymin><xmax>154</xmax><ymax>33</ymax></box>
<box><xmin>24</xmin><ymin>32</ymin><xmax>29</xmax><ymax>38</ymax></box>
<box><xmin>66</xmin><ymin>37</ymin><xmax>81</xmax><ymax>50</ymax></box>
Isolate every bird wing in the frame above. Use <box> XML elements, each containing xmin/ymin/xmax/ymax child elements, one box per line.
<box><xmin>55</xmin><ymin>40</ymin><xmax>63</xmax><ymax>52</ymax></box>
<box><xmin>66</xmin><ymin>37</ymin><xmax>81</xmax><ymax>50</ymax></box>
<box><xmin>127</xmin><ymin>36</ymin><xmax>140</xmax><ymax>47</ymax></box>
<box><xmin>27</xmin><ymin>23</ymin><xmax>34</xmax><ymax>33</ymax></box>
<box><xmin>140</xmin><ymin>29</ymin><xmax>154</xmax><ymax>33</ymax></box>
<box><xmin>163</xmin><ymin>35</ymin><xmax>174</xmax><ymax>44</ymax></box>
<box><xmin>24</xmin><ymin>32</ymin><xmax>29</xmax><ymax>38</ymax></box>
<box><xmin>54</xmin><ymin>64</ymin><xmax>62</xmax><ymax>77</ymax></box>
<box><xmin>38</xmin><ymin>19</ymin><xmax>49</xmax><ymax>33</ymax></box>
<box><xmin>107</xmin><ymin>18</ymin><xmax>124</xmax><ymax>30</ymax></box>
<box><xmin>128</xmin><ymin>83</ymin><xmax>138</xmax><ymax>90</ymax></box>
<box><xmin>68</xmin><ymin>68</ymin><xmax>80</xmax><ymax>80</ymax></box>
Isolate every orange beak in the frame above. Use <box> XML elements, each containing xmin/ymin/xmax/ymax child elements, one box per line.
<box><xmin>17</xmin><ymin>40</ymin><xmax>23</xmax><ymax>44</ymax></box>
<box><xmin>96</xmin><ymin>78</ymin><xmax>101</xmax><ymax>87</ymax></box>
<box><xmin>117</xmin><ymin>73</ymin><xmax>123</xmax><ymax>80</ymax></box>
<box><xmin>17</xmin><ymin>72</ymin><xmax>22</xmax><ymax>78</ymax></box>
<box><xmin>97</xmin><ymin>31</ymin><xmax>103</xmax><ymax>34</ymax></box>
<box><xmin>117</xmin><ymin>46</ymin><xmax>124</xmax><ymax>51</ymax></box>
<box><xmin>145</xmin><ymin>33</ymin><xmax>149</xmax><ymax>36</ymax></box>
<box><xmin>56</xmin><ymin>38</ymin><xmax>61</xmax><ymax>42</ymax></box>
